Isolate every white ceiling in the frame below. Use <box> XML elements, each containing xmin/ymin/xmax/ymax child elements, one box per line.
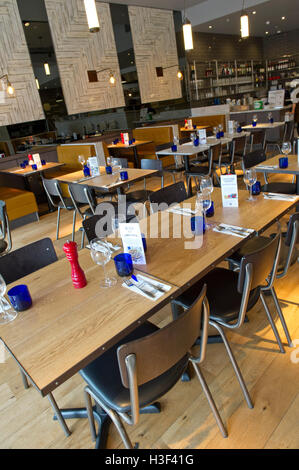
<box><xmin>100</xmin><ymin>0</ymin><xmax>204</xmax><ymax>10</ymax></box>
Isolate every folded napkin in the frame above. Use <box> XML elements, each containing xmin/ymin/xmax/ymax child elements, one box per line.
<box><xmin>122</xmin><ymin>274</ymin><xmax>171</xmax><ymax>301</ymax></box>
<box><xmin>213</xmin><ymin>223</ymin><xmax>255</xmax><ymax>238</ymax></box>
<box><xmin>263</xmin><ymin>193</ymin><xmax>298</xmax><ymax>202</ymax></box>
<box><xmin>167</xmin><ymin>205</ymin><xmax>196</xmax><ymax>216</ymax></box>
<box><xmin>257</xmin><ymin>165</ymin><xmax>279</xmax><ymax>170</ymax></box>
<box><xmin>86</xmin><ymin>241</ymin><xmax>121</xmax><ymax>253</ymax></box>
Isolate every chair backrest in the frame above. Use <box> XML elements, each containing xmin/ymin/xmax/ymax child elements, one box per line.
<box><xmin>82</xmin><ymin>211</ymin><xmax>136</xmax><ymax>242</ymax></box>
<box><xmin>112</xmin><ymin>157</ymin><xmax>128</xmax><ymax>168</ymax></box>
<box><xmin>250</xmin><ymin>130</ymin><xmax>266</xmax><ymax>150</ymax></box>
<box><xmin>117</xmin><ymin>285</ymin><xmax>207</xmax><ymax>388</ymax></box>
<box><xmin>285</xmin><ymin>212</ymin><xmax>299</xmax><ymax>247</ymax></box>
<box><xmin>0</xmin><ymin>201</ymin><xmax>11</xmax><ymax>255</ymax></box>
<box><xmin>149</xmin><ymin>181</ymin><xmax>187</xmax><ymax>213</ymax></box>
<box><xmin>234</xmin><ymin>135</ymin><xmax>247</xmax><ymax>156</ymax></box>
<box><xmin>282</xmin><ymin>121</ymin><xmax>294</xmax><ymax>142</ymax></box>
<box><xmin>243</xmin><ymin>149</ymin><xmax>266</xmax><ymax>170</ymax></box>
<box><xmin>68</xmin><ymin>183</ymin><xmax>97</xmax><ymax>215</ymax></box>
<box><xmin>140</xmin><ymin>159</ymin><xmax>163</xmax><ymax>172</ymax></box>
<box><xmin>0</xmin><ymin>237</ymin><xmax>57</xmax><ymax>284</ymax></box>
<box><xmin>42</xmin><ymin>177</ymin><xmax>65</xmax><ymax>208</ymax></box>
<box><xmin>237</xmin><ymin>230</ymin><xmax>280</xmax><ymax>293</ymax></box>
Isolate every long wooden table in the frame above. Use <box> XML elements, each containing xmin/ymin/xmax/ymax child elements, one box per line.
<box><xmin>255</xmin><ymin>154</ymin><xmax>299</xmax><ymax>195</ymax></box>
<box><xmin>0</xmin><ymin>187</ymin><xmax>297</xmax><ymax>446</ymax></box>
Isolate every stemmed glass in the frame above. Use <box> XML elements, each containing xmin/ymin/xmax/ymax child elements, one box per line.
<box><xmin>90</xmin><ymin>239</ymin><xmax>117</xmax><ymax>288</ymax></box>
<box><xmin>111</xmin><ymin>158</ymin><xmax>122</xmax><ymax>175</ymax></box>
<box><xmin>0</xmin><ymin>275</ymin><xmax>17</xmax><ymax>324</ymax></box>
<box><xmin>195</xmin><ymin>190</ymin><xmax>213</xmax><ymax>230</ymax></box>
<box><xmin>78</xmin><ymin>155</ymin><xmax>85</xmax><ymax>168</ymax></box>
<box><xmin>281</xmin><ymin>141</ymin><xmax>292</xmax><ymax>156</ymax></box>
<box><xmin>200</xmin><ymin>176</ymin><xmax>214</xmax><ymax>194</ymax></box>
<box><xmin>244</xmin><ymin>168</ymin><xmax>257</xmax><ymax>201</ymax></box>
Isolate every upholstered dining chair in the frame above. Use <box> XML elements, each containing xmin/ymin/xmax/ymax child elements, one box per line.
<box><xmin>0</xmin><ymin>201</ymin><xmax>12</xmax><ymax>256</ymax></box>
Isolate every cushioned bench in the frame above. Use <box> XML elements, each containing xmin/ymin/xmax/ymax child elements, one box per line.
<box><xmin>0</xmin><ymin>187</ymin><xmax>39</xmax><ymax>229</ymax></box>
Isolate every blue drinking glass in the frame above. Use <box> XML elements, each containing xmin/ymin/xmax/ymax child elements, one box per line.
<box><xmin>20</xmin><ymin>163</ymin><xmax>26</xmax><ymax>169</ymax></box>
<box><xmin>237</xmin><ymin>126</ymin><xmax>242</xmax><ymax>133</ymax></box>
<box><xmin>191</xmin><ymin>216</ymin><xmax>205</xmax><ymax>235</ymax></box>
<box><xmin>129</xmin><ymin>140</ymin><xmax>133</xmax><ymax>145</ymax></box>
<box><xmin>193</xmin><ymin>138</ymin><xmax>199</xmax><ymax>147</ymax></box>
<box><xmin>269</xmin><ymin>118</ymin><xmax>274</xmax><ymax>124</ymax></box>
<box><xmin>193</xmin><ymin>125</ymin><xmax>197</xmax><ymax>130</ymax></box>
<box><xmin>114</xmin><ymin>253</ymin><xmax>134</xmax><ymax>277</ymax></box>
<box><xmin>113</xmin><ymin>139</ymin><xmax>119</xmax><ymax>145</ymax></box>
<box><xmin>7</xmin><ymin>285</ymin><xmax>32</xmax><ymax>312</ymax></box>
<box><xmin>279</xmin><ymin>157</ymin><xmax>288</xmax><ymax>169</ymax></box>
<box><xmin>41</xmin><ymin>159</ymin><xmax>46</xmax><ymax>165</ymax></box>
<box><xmin>120</xmin><ymin>171</ymin><xmax>128</xmax><ymax>181</ymax></box>
<box><xmin>252</xmin><ymin>121</ymin><xmax>257</xmax><ymax>127</ymax></box>
<box><xmin>205</xmin><ymin>201</ymin><xmax>214</xmax><ymax>217</ymax></box>
<box><xmin>83</xmin><ymin>165</ymin><xmax>91</xmax><ymax>177</ymax></box>
<box><xmin>106</xmin><ymin>165</ymin><xmax>112</xmax><ymax>174</ymax></box>
<box><xmin>23</xmin><ymin>160</ymin><xmax>29</xmax><ymax>166</ymax></box>
<box><xmin>252</xmin><ymin>181</ymin><xmax>261</xmax><ymax>195</ymax></box>
<box><xmin>220</xmin><ymin>131</ymin><xmax>224</xmax><ymax>138</ymax></box>
<box><xmin>32</xmin><ymin>164</ymin><xmax>37</xmax><ymax>170</ymax></box>
<box><xmin>216</xmin><ymin>132</ymin><xmax>221</xmax><ymax>139</ymax></box>
<box><xmin>171</xmin><ymin>144</ymin><xmax>177</xmax><ymax>152</ymax></box>
<box><xmin>141</xmin><ymin>233</ymin><xmax>147</xmax><ymax>253</ymax></box>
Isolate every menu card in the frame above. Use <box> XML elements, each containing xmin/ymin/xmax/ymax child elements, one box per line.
<box><xmin>119</xmin><ymin>223</ymin><xmax>146</xmax><ymax>265</ymax></box>
<box><xmin>228</xmin><ymin>120</ymin><xmax>234</xmax><ymax>134</ymax></box>
<box><xmin>32</xmin><ymin>153</ymin><xmax>42</xmax><ymax>169</ymax></box>
<box><xmin>268</xmin><ymin>90</ymin><xmax>285</xmax><ymax>108</ymax></box>
<box><xmin>198</xmin><ymin>129</ymin><xmax>207</xmax><ymax>144</ymax></box>
<box><xmin>187</xmin><ymin>119</ymin><xmax>193</xmax><ymax>129</ymax></box>
<box><xmin>87</xmin><ymin>157</ymin><xmax>100</xmax><ymax>177</ymax></box>
<box><xmin>221</xmin><ymin>174</ymin><xmax>238</xmax><ymax>207</ymax></box>
<box><xmin>121</xmin><ymin>132</ymin><xmax>129</xmax><ymax>145</ymax></box>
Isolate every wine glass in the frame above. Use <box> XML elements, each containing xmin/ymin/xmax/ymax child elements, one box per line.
<box><xmin>90</xmin><ymin>239</ymin><xmax>117</xmax><ymax>288</ymax></box>
<box><xmin>0</xmin><ymin>275</ymin><xmax>17</xmax><ymax>324</ymax></box>
<box><xmin>243</xmin><ymin>168</ymin><xmax>257</xmax><ymax>201</ymax></box>
<box><xmin>195</xmin><ymin>191</ymin><xmax>213</xmax><ymax>230</ymax></box>
<box><xmin>281</xmin><ymin>141</ymin><xmax>292</xmax><ymax>156</ymax></box>
<box><xmin>200</xmin><ymin>176</ymin><xmax>214</xmax><ymax>194</ymax></box>
<box><xmin>78</xmin><ymin>155</ymin><xmax>85</xmax><ymax>168</ymax></box>
<box><xmin>111</xmin><ymin>159</ymin><xmax>122</xmax><ymax>175</ymax></box>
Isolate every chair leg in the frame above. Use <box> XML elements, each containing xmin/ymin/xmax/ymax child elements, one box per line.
<box><xmin>209</xmin><ymin>320</ymin><xmax>254</xmax><ymax>409</ymax></box>
<box><xmin>81</xmin><ymin>216</ymin><xmax>86</xmax><ymax>249</ymax></box>
<box><xmin>172</xmin><ymin>173</ymin><xmax>176</xmax><ymax>184</ymax></box>
<box><xmin>20</xmin><ymin>367</ymin><xmax>30</xmax><ymax>389</ymax></box>
<box><xmin>56</xmin><ymin>206</ymin><xmax>61</xmax><ymax>240</ymax></box>
<box><xmin>269</xmin><ymin>287</ymin><xmax>293</xmax><ymax>348</ymax></box>
<box><xmin>72</xmin><ymin>210</ymin><xmax>76</xmax><ymax>242</ymax></box>
<box><xmin>260</xmin><ymin>291</ymin><xmax>285</xmax><ymax>353</ymax></box>
<box><xmin>84</xmin><ymin>388</ymin><xmax>97</xmax><ymax>442</ymax></box>
<box><xmin>192</xmin><ymin>363</ymin><xmax>228</xmax><ymax>438</ymax></box>
<box><xmin>85</xmin><ymin>387</ymin><xmax>133</xmax><ymax>449</ymax></box>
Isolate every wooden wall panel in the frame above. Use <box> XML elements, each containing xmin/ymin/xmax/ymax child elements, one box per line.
<box><xmin>128</xmin><ymin>6</ymin><xmax>182</xmax><ymax>104</ymax></box>
<box><xmin>45</xmin><ymin>0</ymin><xmax>125</xmax><ymax>115</ymax></box>
<box><xmin>0</xmin><ymin>0</ymin><xmax>44</xmax><ymax>127</ymax></box>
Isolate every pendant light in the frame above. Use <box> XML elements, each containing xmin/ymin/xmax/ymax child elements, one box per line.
<box><xmin>44</xmin><ymin>62</ymin><xmax>51</xmax><ymax>76</ymax></box>
<box><xmin>240</xmin><ymin>0</ymin><xmax>250</xmax><ymax>38</ymax></box>
<box><xmin>0</xmin><ymin>74</ymin><xmax>15</xmax><ymax>97</ymax></box>
<box><xmin>183</xmin><ymin>0</ymin><xmax>193</xmax><ymax>50</ymax></box>
<box><xmin>84</xmin><ymin>0</ymin><xmax>100</xmax><ymax>33</ymax></box>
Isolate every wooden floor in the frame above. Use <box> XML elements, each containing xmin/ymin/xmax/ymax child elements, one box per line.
<box><xmin>0</xmin><ymin>171</ymin><xmax>298</xmax><ymax>449</ymax></box>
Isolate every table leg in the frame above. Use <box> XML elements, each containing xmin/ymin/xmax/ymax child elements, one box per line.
<box><xmin>184</xmin><ymin>155</ymin><xmax>193</xmax><ymax>197</ymax></box>
<box><xmin>133</xmin><ymin>146</ymin><xmax>140</xmax><ymax>168</ymax></box>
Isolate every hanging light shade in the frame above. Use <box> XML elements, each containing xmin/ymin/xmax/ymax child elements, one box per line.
<box><xmin>84</xmin><ymin>0</ymin><xmax>100</xmax><ymax>33</ymax></box>
<box><xmin>183</xmin><ymin>18</ymin><xmax>193</xmax><ymax>50</ymax></box>
<box><xmin>240</xmin><ymin>14</ymin><xmax>249</xmax><ymax>38</ymax></box>
<box><xmin>44</xmin><ymin>62</ymin><xmax>51</xmax><ymax>76</ymax></box>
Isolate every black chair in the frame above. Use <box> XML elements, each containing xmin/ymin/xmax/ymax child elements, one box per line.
<box><xmin>149</xmin><ymin>181</ymin><xmax>188</xmax><ymax>213</ymax></box>
<box><xmin>125</xmin><ymin>159</ymin><xmax>164</xmax><ymax>204</ymax></box>
<box><xmin>220</xmin><ymin>135</ymin><xmax>248</xmax><ymax>174</ymax></box>
<box><xmin>186</xmin><ymin>143</ymin><xmax>221</xmax><ymax>194</ymax></box>
<box><xmin>227</xmin><ymin>212</ymin><xmax>299</xmax><ymax>280</ymax></box>
<box><xmin>42</xmin><ymin>177</ymin><xmax>78</xmax><ymax>241</ymax></box>
<box><xmin>171</xmin><ymin>227</ymin><xmax>292</xmax><ymax>357</ymax></box>
<box><xmin>243</xmin><ymin>149</ymin><xmax>296</xmax><ymax>194</ymax></box>
<box><xmin>82</xmin><ymin>212</ymin><xmax>136</xmax><ymax>242</ymax></box>
<box><xmin>0</xmin><ymin>238</ymin><xmax>58</xmax><ymax>390</ymax></box>
<box><xmin>155</xmin><ymin>142</ymin><xmax>185</xmax><ymax>182</ymax></box>
<box><xmin>249</xmin><ymin>130</ymin><xmax>266</xmax><ymax>152</ymax></box>
<box><xmin>111</xmin><ymin>157</ymin><xmax>129</xmax><ymax>169</ymax></box>
<box><xmin>0</xmin><ymin>201</ymin><xmax>12</xmax><ymax>256</ymax></box>
<box><xmin>81</xmin><ymin>285</ymin><xmax>228</xmax><ymax>449</ymax></box>
<box><xmin>265</xmin><ymin>121</ymin><xmax>295</xmax><ymax>154</ymax></box>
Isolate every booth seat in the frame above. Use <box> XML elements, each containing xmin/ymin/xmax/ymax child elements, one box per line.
<box><xmin>0</xmin><ymin>186</ymin><xmax>38</xmax><ymax>229</ymax></box>
<box><xmin>132</xmin><ymin>126</ymin><xmax>175</xmax><ymax>167</ymax></box>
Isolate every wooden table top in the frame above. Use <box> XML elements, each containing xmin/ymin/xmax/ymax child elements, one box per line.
<box><xmin>242</xmin><ymin>122</ymin><xmax>285</xmax><ymax>130</ymax></box>
<box><xmin>133</xmin><ymin>188</ymin><xmax>297</xmax><ymax>287</ymax></box>
<box><xmin>107</xmin><ymin>140</ymin><xmax>152</xmax><ymax>149</ymax></box>
<box><xmin>180</xmin><ymin>126</ymin><xmax>209</xmax><ymax>132</ymax></box>
<box><xmin>56</xmin><ymin>168</ymin><xmax>159</xmax><ymax>192</ymax></box>
<box><xmin>0</xmin><ymin>254</ymin><xmax>178</xmax><ymax>397</ymax></box>
<box><xmin>156</xmin><ymin>138</ymin><xmax>231</xmax><ymax>157</ymax></box>
<box><xmin>0</xmin><ymin>162</ymin><xmax>64</xmax><ymax>176</ymax></box>
<box><xmin>255</xmin><ymin>154</ymin><xmax>299</xmax><ymax>176</ymax></box>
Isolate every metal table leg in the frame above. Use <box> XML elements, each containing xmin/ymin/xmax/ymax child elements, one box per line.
<box><xmin>133</xmin><ymin>146</ymin><xmax>140</xmax><ymax>168</ymax></box>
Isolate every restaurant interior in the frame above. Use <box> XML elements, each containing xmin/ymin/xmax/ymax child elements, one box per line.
<box><xmin>0</xmin><ymin>0</ymin><xmax>299</xmax><ymax>451</ymax></box>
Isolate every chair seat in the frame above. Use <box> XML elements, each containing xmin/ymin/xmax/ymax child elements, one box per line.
<box><xmin>80</xmin><ymin>322</ymin><xmax>189</xmax><ymax>414</ymax></box>
<box><xmin>261</xmin><ymin>182</ymin><xmax>296</xmax><ymax>194</ymax></box>
<box><xmin>58</xmin><ymin>198</ymin><xmax>76</xmax><ymax>210</ymax></box>
<box><xmin>126</xmin><ymin>190</ymin><xmax>153</xmax><ymax>202</ymax></box>
<box><xmin>172</xmin><ymin>268</ymin><xmax>259</xmax><ymax>323</ymax></box>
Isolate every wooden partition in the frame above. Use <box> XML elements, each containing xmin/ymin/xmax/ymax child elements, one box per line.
<box><xmin>132</xmin><ymin>126</ymin><xmax>174</xmax><ymax>167</ymax></box>
<box><xmin>179</xmin><ymin>115</ymin><xmax>227</xmax><ymax>138</ymax></box>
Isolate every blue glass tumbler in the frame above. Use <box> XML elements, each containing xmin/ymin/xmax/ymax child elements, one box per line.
<box><xmin>7</xmin><ymin>285</ymin><xmax>32</xmax><ymax>312</ymax></box>
<box><xmin>191</xmin><ymin>216</ymin><xmax>206</xmax><ymax>235</ymax></box>
<box><xmin>205</xmin><ymin>201</ymin><xmax>214</xmax><ymax>217</ymax></box>
<box><xmin>279</xmin><ymin>157</ymin><xmax>288</xmax><ymax>169</ymax></box>
<box><xmin>114</xmin><ymin>253</ymin><xmax>134</xmax><ymax>277</ymax></box>
<box><xmin>120</xmin><ymin>171</ymin><xmax>128</xmax><ymax>181</ymax></box>
<box><xmin>252</xmin><ymin>181</ymin><xmax>261</xmax><ymax>195</ymax></box>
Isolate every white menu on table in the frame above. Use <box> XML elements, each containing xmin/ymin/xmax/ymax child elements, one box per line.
<box><xmin>119</xmin><ymin>223</ymin><xmax>146</xmax><ymax>265</ymax></box>
<box><xmin>228</xmin><ymin>120</ymin><xmax>234</xmax><ymax>134</ymax></box>
<box><xmin>221</xmin><ymin>174</ymin><xmax>239</xmax><ymax>207</ymax></box>
<box><xmin>87</xmin><ymin>157</ymin><xmax>100</xmax><ymax>177</ymax></box>
<box><xmin>32</xmin><ymin>153</ymin><xmax>42</xmax><ymax>169</ymax></box>
<box><xmin>198</xmin><ymin>129</ymin><xmax>207</xmax><ymax>144</ymax></box>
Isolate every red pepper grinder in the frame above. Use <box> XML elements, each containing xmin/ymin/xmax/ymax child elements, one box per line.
<box><xmin>63</xmin><ymin>240</ymin><xmax>87</xmax><ymax>289</ymax></box>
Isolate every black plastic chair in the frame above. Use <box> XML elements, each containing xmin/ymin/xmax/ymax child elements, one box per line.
<box><xmin>155</xmin><ymin>142</ymin><xmax>185</xmax><ymax>182</ymax></box>
<box><xmin>249</xmin><ymin>129</ymin><xmax>266</xmax><ymax>152</ymax></box>
<box><xmin>81</xmin><ymin>285</ymin><xmax>228</xmax><ymax>449</ymax></box>
<box><xmin>243</xmin><ymin>148</ymin><xmax>296</xmax><ymax>194</ymax></box>
<box><xmin>82</xmin><ymin>212</ymin><xmax>136</xmax><ymax>242</ymax></box>
<box><xmin>186</xmin><ymin>143</ymin><xmax>221</xmax><ymax>193</ymax></box>
<box><xmin>171</xmin><ymin>227</ymin><xmax>292</xmax><ymax>356</ymax></box>
<box><xmin>149</xmin><ymin>181</ymin><xmax>188</xmax><ymax>213</ymax></box>
<box><xmin>42</xmin><ymin>177</ymin><xmax>78</xmax><ymax>241</ymax></box>
<box><xmin>68</xmin><ymin>183</ymin><xmax>99</xmax><ymax>248</ymax></box>
<box><xmin>265</xmin><ymin>121</ymin><xmax>295</xmax><ymax>154</ymax></box>
<box><xmin>125</xmin><ymin>159</ymin><xmax>164</xmax><ymax>204</ymax></box>
<box><xmin>0</xmin><ymin>201</ymin><xmax>12</xmax><ymax>256</ymax></box>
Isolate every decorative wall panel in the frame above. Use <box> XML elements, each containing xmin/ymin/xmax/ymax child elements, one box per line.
<box><xmin>128</xmin><ymin>6</ymin><xmax>182</xmax><ymax>104</ymax></box>
<box><xmin>0</xmin><ymin>0</ymin><xmax>44</xmax><ymax>126</ymax></box>
<box><xmin>45</xmin><ymin>0</ymin><xmax>125</xmax><ymax>115</ymax></box>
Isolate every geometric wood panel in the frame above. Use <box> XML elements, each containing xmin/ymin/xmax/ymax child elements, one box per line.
<box><xmin>128</xmin><ymin>6</ymin><xmax>182</xmax><ymax>104</ymax></box>
<box><xmin>45</xmin><ymin>0</ymin><xmax>125</xmax><ymax>115</ymax></box>
<box><xmin>0</xmin><ymin>0</ymin><xmax>44</xmax><ymax>127</ymax></box>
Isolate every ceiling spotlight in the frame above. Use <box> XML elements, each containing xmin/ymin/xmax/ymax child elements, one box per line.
<box><xmin>24</xmin><ymin>22</ymin><xmax>30</xmax><ymax>27</ymax></box>
<box><xmin>266</xmin><ymin>20</ymin><xmax>270</xmax><ymax>25</ymax></box>
<box><xmin>277</xmin><ymin>30</ymin><xmax>281</xmax><ymax>34</ymax></box>
<box><xmin>265</xmin><ymin>31</ymin><xmax>269</xmax><ymax>35</ymax></box>
<box><xmin>282</xmin><ymin>16</ymin><xmax>286</xmax><ymax>20</ymax></box>
<box><xmin>252</xmin><ymin>11</ymin><xmax>256</xmax><ymax>14</ymax></box>
<box><xmin>208</xmin><ymin>25</ymin><xmax>213</xmax><ymax>29</ymax></box>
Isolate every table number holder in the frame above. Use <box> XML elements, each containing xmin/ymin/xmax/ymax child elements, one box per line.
<box><xmin>63</xmin><ymin>241</ymin><xmax>87</xmax><ymax>289</ymax></box>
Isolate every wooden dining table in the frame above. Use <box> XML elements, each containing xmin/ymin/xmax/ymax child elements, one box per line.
<box><xmin>0</xmin><ymin>187</ymin><xmax>297</xmax><ymax>448</ymax></box>
<box><xmin>107</xmin><ymin>140</ymin><xmax>153</xmax><ymax>168</ymax></box>
<box><xmin>254</xmin><ymin>154</ymin><xmax>299</xmax><ymax>195</ymax></box>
